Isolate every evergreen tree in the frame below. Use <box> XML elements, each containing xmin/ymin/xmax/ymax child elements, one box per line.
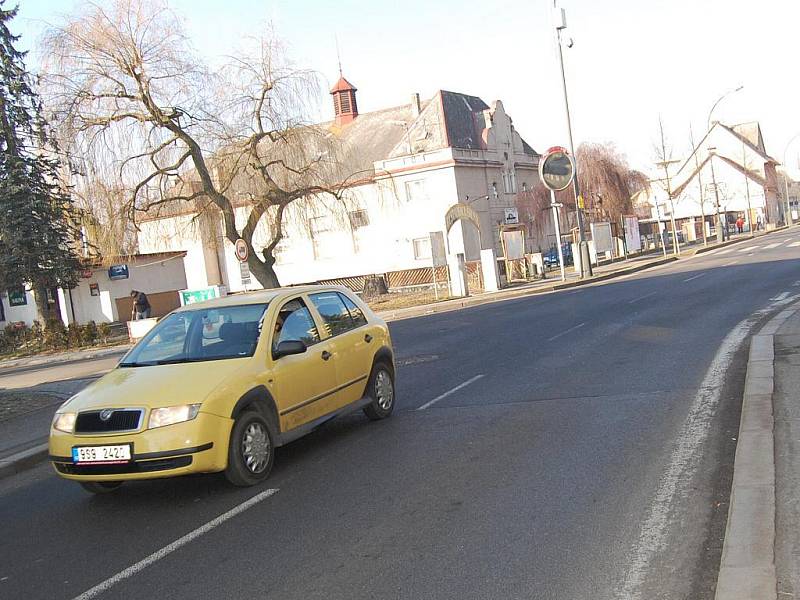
<box><xmin>0</xmin><ymin>1</ymin><xmax>81</xmax><ymax>320</ymax></box>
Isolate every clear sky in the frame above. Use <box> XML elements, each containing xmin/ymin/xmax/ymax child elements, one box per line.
<box><xmin>13</xmin><ymin>0</ymin><xmax>800</xmax><ymax>175</ymax></box>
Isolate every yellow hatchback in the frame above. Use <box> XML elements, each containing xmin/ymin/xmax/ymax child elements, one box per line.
<box><xmin>49</xmin><ymin>285</ymin><xmax>395</xmax><ymax>493</ymax></box>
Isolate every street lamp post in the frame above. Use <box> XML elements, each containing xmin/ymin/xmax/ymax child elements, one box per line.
<box><xmin>553</xmin><ymin>3</ymin><xmax>591</xmax><ymax>277</ymax></box>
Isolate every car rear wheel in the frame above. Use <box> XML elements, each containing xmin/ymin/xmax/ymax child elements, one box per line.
<box><xmin>80</xmin><ymin>481</ymin><xmax>123</xmax><ymax>495</ymax></box>
<box><xmin>363</xmin><ymin>363</ymin><xmax>395</xmax><ymax>421</ymax></box>
<box><xmin>225</xmin><ymin>410</ymin><xmax>274</xmax><ymax>487</ymax></box>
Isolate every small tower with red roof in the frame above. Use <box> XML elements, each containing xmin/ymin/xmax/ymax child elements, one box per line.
<box><xmin>331</xmin><ymin>74</ymin><xmax>358</xmax><ymax>126</ymax></box>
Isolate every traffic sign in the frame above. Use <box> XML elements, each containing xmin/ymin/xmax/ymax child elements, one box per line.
<box><xmin>234</xmin><ymin>238</ymin><xmax>249</xmax><ymax>262</ymax></box>
<box><xmin>539</xmin><ymin>147</ymin><xmax>575</xmax><ymax>192</ymax></box>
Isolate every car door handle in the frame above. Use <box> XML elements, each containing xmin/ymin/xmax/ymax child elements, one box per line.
<box><xmin>321</xmin><ymin>350</ymin><xmax>332</xmax><ymax>361</ymax></box>
<box><xmin>364</xmin><ymin>334</ymin><xmax>373</xmax><ymax>343</ymax></box>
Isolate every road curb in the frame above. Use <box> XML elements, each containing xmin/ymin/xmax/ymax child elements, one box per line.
<box><xmin>0</xmin><ymin>442</ymin><xmax>49</xmax><ymax>480</ymax></box>
<box><xmin>715</xmin><ymin>303</ymin><xmax>799</xmax><ymax>600</ymax></box>
<box><xmin>378</xmin><ymin>256</ymin><xmax>678</xmax><ymax>322</ymax></box>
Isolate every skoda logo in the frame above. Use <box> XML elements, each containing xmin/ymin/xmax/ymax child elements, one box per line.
<box><xmin>99</xmin><ymin>409</ymin><xmax>114</xmax><ymax>422</ymax></box>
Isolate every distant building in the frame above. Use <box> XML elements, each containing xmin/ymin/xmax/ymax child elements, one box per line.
<box><xmin>137</xmin><ymin>75</ymin><xmax>542</xmax><ymax>294</ymax></box>
<box><xmin>639</xmin><ymin>121</ymin><xmax>782</xmax><ymax>238</ymax></box>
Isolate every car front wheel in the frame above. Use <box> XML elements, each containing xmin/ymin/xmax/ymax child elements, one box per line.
<box><xmin>363</xmin><ymin>363</ymin><xmax>395</xmax><ymax>421</ymax></box>
<box><xmin>225</xmin><ymin>410</ymin><xmax>275</xmax><ymax>487</ymax></box>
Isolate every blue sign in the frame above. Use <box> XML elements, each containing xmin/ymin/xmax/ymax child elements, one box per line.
<box><xmin>108</xmin><ymin>264</ymin><xmax>129</xmax><ymax>280</ymax></box>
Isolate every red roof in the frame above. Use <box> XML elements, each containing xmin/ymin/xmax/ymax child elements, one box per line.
<box><xmin>330</xmin><ymin>76</ymin><xmax>357</xmax><ymax>94</ymax></box>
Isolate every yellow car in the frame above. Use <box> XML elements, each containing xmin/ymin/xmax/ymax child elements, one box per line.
<box><xmin>49</xmin><ymin>285</ymin><xmax>395</xmax><ymax>493</ymax></box>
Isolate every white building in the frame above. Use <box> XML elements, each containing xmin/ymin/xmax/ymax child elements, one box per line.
<box><xmin>638</xmin><ymin>121</ymin><xmax>781</xmax><ymax>238</ymax></box>
<box><xmin>137</xmin><ymin>77</ymin><xmax>542</xmax><ymax>294</ymax></box>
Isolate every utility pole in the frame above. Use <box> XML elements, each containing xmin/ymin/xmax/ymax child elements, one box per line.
<box><xmin>708</xmin><ymin>149</ymin><xmax>725</xmax><ymax>243</ymax></box>
<box><xmin>553</xmin><ymin>2</ymin><xmax>591</xmax><ymax>277</ymax></box>
<box><xmin>656</xmin><ymin>116</ymin><xmax>680</xmax><ymax>255</ymax></box>
<box><xmin>689</xmin><ymin>124</ymin><xmax>708</xmax><ymax>246</ymax></box>
<box><xmin>742</xmin><ymin>139</ymin><xmax>754</xmax><ymax>237</ymax></box>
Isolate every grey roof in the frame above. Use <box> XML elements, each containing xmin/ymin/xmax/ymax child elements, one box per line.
<box><xmin>440</xmin><ymin>91</ymin><xmax>489</xmax><ymax>149</ymax></box>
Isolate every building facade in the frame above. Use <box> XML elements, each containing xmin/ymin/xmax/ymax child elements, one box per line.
<box><xmin>137</xmin><ymin>79</ymin><xmax>542</xmax><ymax>294</ymax></box>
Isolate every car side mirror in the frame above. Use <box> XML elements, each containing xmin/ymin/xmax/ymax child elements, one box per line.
<box><xmin>273</xmin><ymin>340</ymin><xmax>307</xmax><ymax>360</ymax></box>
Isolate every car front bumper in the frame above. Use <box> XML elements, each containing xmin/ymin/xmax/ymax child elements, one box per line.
<box><xmin>48</xmin><ymin>411</ymin><xmax>233</xmax><ymax>482</ymax></box>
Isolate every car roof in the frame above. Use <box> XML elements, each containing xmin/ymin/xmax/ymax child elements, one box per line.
<box><xmin>173</xmin><ymin>285</ymin><xmax>351</xmax><ymax>312</ymax></box>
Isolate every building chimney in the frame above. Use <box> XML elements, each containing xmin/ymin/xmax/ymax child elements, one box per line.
<box><xmin>330</xmin><ymin>75</ymin><xmax>358</xmax><ymax>126</ymax></box>
<box><xmin>411</xmin><ymin>93</ymin><xmax>421</xmax><ymax>118</ymax></box>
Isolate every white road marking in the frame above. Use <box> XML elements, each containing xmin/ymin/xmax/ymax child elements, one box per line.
<box><xmin>628</xmin><ymin>291</ymin><xmax>656</xmax><ymax>305</ymax></box>
<box><xmin>682</xmin><ymin>273</ymin><xmax>706</xmax><ymax>282</ymax></box>
<box><xmin>72</xmin><ymin>489</ymin><xmax>279</xmax><ymax>600</ymax></box>
<box><xmin>772</xmin><ymin>292</ymin><xmax>790</xmax><ymax>301</ymax></box>
<box><xmin>723</xmin><ymin>260</ymin><xmax>738</xmax><ymax>267</ymax></box>
<box><xmin>794</xmin><ymin>280</ymin><xmax>800</xmax><ymax>287</ymax></box>
<box><xmin>738</xmin><ymin>245</ymin><xmax>759</xmax><ymax>252</ymax></box>
<box><xmin>789</xmin><ymin>241</ymin><xmax>800</xmax><ymax>248</ymax></box>
<box><xmin>617</xmin><ymin>293</ymin><xmax>800</xmax><ymax>599</ymax></box>
<box><xmin>546</xmin><ymin>321</ymin><xmax>586</xmax><ymax>342</ymax></box>
<box><xmin>763</xmin><ymin>242</ymin><xmax>782</xmax><ymax>249</ymax></box>
<box><xmin>714</xmin><ymin>248</ymin><xmax>734</xmax><ymax>255</ymax></box>
<box><xmin>417</xmin><ymin>374</ymin><xmax>486</xmax><ymax>411</ymax></box>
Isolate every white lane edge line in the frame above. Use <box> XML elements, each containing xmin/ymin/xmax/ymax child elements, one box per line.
<box><xmin>738</xmin><ymin>245</ymin><xmax>759</xmax><ymax>252</ymax></box>
<box><xmin>71</xmin><ymin>489</ymin><xmax>279</xmax><ymax>600</ymax></box>
<box><xmin>617</xmin><ymin>292</ymin><xmax>800</xmax><ymax>599</ymax></box>
<box><xmin>763</xmin><ymin>242</ymin><xmax>781</xmax><ymax>249</ymax></box>
<box><xmin>547</xmin><ymin>321</ymin><xmax>586</xmax><ymax>342</ymax></box>
<box><xmin>627</xmin><ymin>291</ymin><xmax>656</xmax><ymax>305</ymax></box>
<box><xmin>789</xmin><ymin>241</ymin><xmax>800</xmax><ymax>248</ymax></box>
<box><xmin>682</xmin><ymin>273</ymin><xmax>706</xmax><ymax>282</ymax></box>
<box><xmin>772</xmin><ymin>292</ymin><xmax>790</xmax><ymax>301</ymax></box>
<box><xmin>417</xmin><ymin>374</ymin><xmax>486</xmax><ymax>411</ymax></box>
<box><xmin>723</xmin><ymin>260</ymin><xmax>739</xmax><ymax>267</ymax></box>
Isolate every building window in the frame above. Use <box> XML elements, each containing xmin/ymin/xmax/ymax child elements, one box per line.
<box><xmin>405</xmin><ymin>179</ymin><xmax>428</xmax><ymax>203</ymax></box>
<box><xmin>348</xmin><ymin>209</ymin><xmax>369</xmax><ymax>229</ymax></box>
<box><xmin>502</xmin><ymin>169</ymin><xmax>517</xmax><ymax>193</ymax></box>
<box><xmin>413</xmin><ymin>237</ymin><xmax>432</xmax><ymax>260</ymax></box>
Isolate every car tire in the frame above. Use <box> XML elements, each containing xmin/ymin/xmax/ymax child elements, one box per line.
<box><xmin>80</xmin><ymin>481</ymin><xmax>123</xmax><ymax>494</ymax></box>
<box><xmin>363</xmin><ymin>362</ymin><xmax>395</xmax><ymax>421</ymax></box>
<box><xmin>224</xmin><ymin>410</ymin><xmax>275</xmax><ymax>487</ymax></box>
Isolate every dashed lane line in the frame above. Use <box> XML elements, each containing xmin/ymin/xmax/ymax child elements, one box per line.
<box><xmin>72</xmin><ymin>489</ymin><xmax>279</xmax><ymax>600</ymax></box>
<box><xmin>628</xmin><ymin>292</ymin><xmax>657</xmax><ymax>305</ymax></box>
<box><xmin>683</xmin><ymin>273</ymin><xmax>706</xmax><ymax>282</ymax></box>
<box><xmin>417</xmin><ymin>374</ymin><xmax>486</xmax><ymax>411</ymax></box>
<box><xmin>546</xmin><ymin>322</ymin><xmax>586</xmax><ymax>342</ymax></box>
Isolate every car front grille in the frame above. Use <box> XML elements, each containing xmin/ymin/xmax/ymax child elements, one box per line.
<box><xmin>74</xmin><ymin>409</ymin><xmax>143</xmax><ymax>434</ymax></box>
<box><xmin>54</xmin><ymin>456</ymin><xmax>192</xmax><ymax>475</ymax></box>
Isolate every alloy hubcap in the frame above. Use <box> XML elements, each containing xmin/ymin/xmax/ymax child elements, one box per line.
<box><xmin>375</xmin><ymin>370</ymin><xmax>394</xmax><ymax>410</ymax></box>
<box><xmin>242</xmin><ymin>422</ymin><xmax>270</xmax><ymax>474</ymax></box>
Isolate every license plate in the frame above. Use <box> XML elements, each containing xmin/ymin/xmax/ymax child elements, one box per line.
<box><xmin>72</xmin><ymin>445</ymin><xmax>132</xmax><ymax>464</ymax></box>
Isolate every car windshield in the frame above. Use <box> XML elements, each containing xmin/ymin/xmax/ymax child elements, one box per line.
<box><xmin>119</xmin><ymin>303</ymin><xmax>268</xmax><ymax>367</ymax></box>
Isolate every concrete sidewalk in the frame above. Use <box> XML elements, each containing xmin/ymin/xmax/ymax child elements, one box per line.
<box><xmin>0</xmin><ymin>344</ymin><xmax>130</xmax><ymax>374</ymax></box>
<box><xmin>715</xmin><ymin>302</ymin><xmax>800</xmax><ymax>599</ymax></box>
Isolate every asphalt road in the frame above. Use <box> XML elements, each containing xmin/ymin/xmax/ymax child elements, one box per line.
<box><xmin>1</xmin><ymin>229</ymin><xmax>799</xmax><ymax>600</ymax></box>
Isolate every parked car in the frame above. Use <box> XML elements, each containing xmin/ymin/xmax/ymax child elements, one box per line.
<box><xmin>49</xmin><ymin>285</ymin><xmax>395</xmax><ymax>493</ymax></box>
<box><xmin>543</xmin><ymin>244</ymin><xmax>574</xmax><ymax>268</ymax></box>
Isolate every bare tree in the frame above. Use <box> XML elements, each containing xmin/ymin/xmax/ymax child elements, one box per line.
<box><xmin>42</xmin><ymin>0</ymin><xmax>353</xmax><ymax>288</ymax></box>
<box><xmin>575</xmin><ymin>142</ymin><xmax>648</xmax><ymax>223</ymax></box>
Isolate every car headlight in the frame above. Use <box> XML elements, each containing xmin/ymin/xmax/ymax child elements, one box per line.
<box><xmin>53</xmin><ymin>413</ymin><xmax>77</xmax><ymax>434</ymax></box>
<box><xmin>148</xmin><ymin>404</ymin><xmax>201</xmax><ymax>429</ymax></box>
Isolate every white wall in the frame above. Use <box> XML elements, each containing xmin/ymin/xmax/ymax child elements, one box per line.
<box><xmin>0</xmin><ymin>289</ymin><xmax>38</xmax><ymax>327</ymax></box>
<box><xmin>69</xmin><ymin>255</ymin><xmax>188</xmax><ymax>324</ymax></box>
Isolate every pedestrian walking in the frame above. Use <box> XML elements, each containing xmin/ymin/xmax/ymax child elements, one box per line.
<box><xmin>757</xmin><ymin>215</ymin><xmax>763</xmax><ymax>231</ymax></box>
<box><xmin>736</xmin><ymin>216</ymin><xmax>744</xmax><ymax>234</ymax></box>
<box><xmin>130</xmin><ymin>290</ymin><xmax>152</xmax><ymax>320</ymax></box>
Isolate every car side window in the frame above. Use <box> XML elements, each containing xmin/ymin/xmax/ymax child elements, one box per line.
<box><xmin>274</xmin><ymin>298</ymin><xmax>320</xmax><ymax>348</ymax></box>
<box><xmin>309</xmin><ymin>292</ymin><xmax>355</xmax><ymax>337</ymax></box>
<box><xmin>338</xmin><ymin>293</ymin><xmax>367</xmax><ymax>328</ymax></box>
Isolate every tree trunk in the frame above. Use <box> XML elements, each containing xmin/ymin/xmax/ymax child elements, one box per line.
<box><xmin>247</xmin><ymin>254</ymin><xmax>281</xmax><ymax>289</ymax></box>
<box><xmin>32</xmin><ymin>284</ymin><xmax>57</xmax><ymax>324</ymax></box>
